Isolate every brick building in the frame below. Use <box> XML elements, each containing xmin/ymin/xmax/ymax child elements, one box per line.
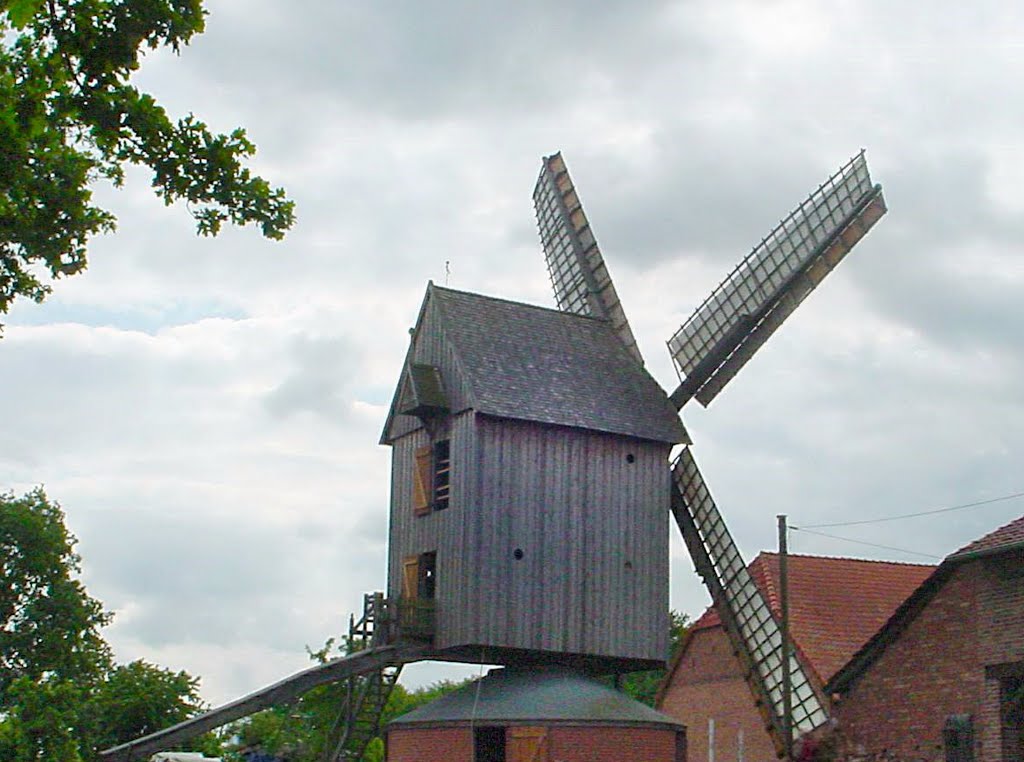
<box><xmin>656</xmin><ymin>553</ymin><xmax>934</xmax><ymax>761</ymax></box>
<box><xmin>828</xmin><ymin>514</ymin><xmax>1024</xmax><ymax>761</ymax></box>
<box><xmin>385</xmin><ymin>665</ymin><xmax>686</xmax><ymax>761</ymax></box>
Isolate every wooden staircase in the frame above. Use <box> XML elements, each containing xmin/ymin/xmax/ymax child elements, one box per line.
<box><xmin>324</xmin><ymin>593</ymin><xmax>404</xmax><ymax>761</ymax></box>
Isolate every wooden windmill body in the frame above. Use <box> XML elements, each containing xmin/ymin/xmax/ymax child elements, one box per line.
<box><xmin>104</xmin><ymin>151</ymin><xmax>887</xmax><ymax>761</ymax></box>
<box><xmin>380</xmin><ymin>285</ymin><xmax>687</xmax><ymax>671</ymax></box>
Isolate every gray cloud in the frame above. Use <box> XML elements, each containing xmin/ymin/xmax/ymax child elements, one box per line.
<box><xmin>264</xmin><ymin>334</ymin><xmax>362</xmax><ymax>421</ymax></box>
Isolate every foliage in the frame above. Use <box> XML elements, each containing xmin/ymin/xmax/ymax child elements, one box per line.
<box><xmin>81</xmin><ymin>659</ymin><xmax>209</xmax><ymax>753</ymax></box>
<box><xmin>0</xmin><ymin>487</ymin><xmax>215</xmax><ymax>761</ymax></box>
<box><xmin>0</xmin><ymin>676</ymin><xmax>85</xmax><ymax>762</ymax></box>
<box><xmin>0</xmin><ymin>0</ymin><xmax>294</xmax><ymax>321</ymax></box>
<box><xmin>0</xmin><ymin>486</ymin><xmax>111</xmax><ymax>701</ymax></box>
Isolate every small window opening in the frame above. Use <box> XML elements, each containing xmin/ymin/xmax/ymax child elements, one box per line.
<box><xmin>418</xmin><ymin>551</ymin><xmax>437</xmax><ymax>601</ymax></box>
<box><xmin>474</xmin><ymin>726</ymin><xmax>505</xmax><ymax>762</ymax></box>
<box><xmin>433</xmin><ymin>439</ymin><xmax>450</xmax><ymax>510</ymax></box>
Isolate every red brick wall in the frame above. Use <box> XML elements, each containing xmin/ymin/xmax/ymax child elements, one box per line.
<box><xmin>386</xmin><ymin>727</ymin><xmax>473</xmax><ymax>761</ymax></box>
<box><xmin>658</xmin><ymin>626</ymin><xmax>777</xmax><ymax>762</ymax></box>
<box><xmin>834</xmin><ymin>563</ymin><xmax>985</xmax><ymax>761</ymax></box>
<box><xmin>548</xmin><ymin>726</ymin><xmax>678</xmax><ymax>761</ymax></box>
<box><xmin>976</xmin><ymin>555</ymin><xmax>1024</xmax><ymax>761</ymax></box>
<box><xmin>385</xmin><ymin>724</ymin><xmax>681</xmax><ymax>761</ymax></box>
<box><xmin>977</xmin><ymin>554</ymin><xmax>1024</xmax><ymax>665</ymax></box>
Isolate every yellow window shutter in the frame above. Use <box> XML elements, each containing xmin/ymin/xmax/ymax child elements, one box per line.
<box><xmin>402</xmin><ymin>556</ymin><xmax>419</xmax><ymax>600</ymax></box>
<box><xmin>508</xmin><ymin>726</ymin><xmax>549</xmax><ymax>762</ymax></box>
<box><xmin>413</xmin><ymin>445</ymin><xmax>432</xmax><ymax>515</ymax></box>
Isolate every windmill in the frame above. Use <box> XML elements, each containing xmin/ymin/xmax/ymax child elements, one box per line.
<box><xmin>103</xmin><ymin>151</ymin><xmax>886</xmax><ymax>761</ymax></box>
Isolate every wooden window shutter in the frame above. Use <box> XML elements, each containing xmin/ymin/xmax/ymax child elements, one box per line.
<box><xmin>507</xmin><ymin>726</ymin><xmax>549</xmax><ymax>762</ymax></box>
<box><xmin>413</xmin><ymin>445</ymin><xmax>432</xmax><ymax>515</ymax></box>
<box><xmin>402</xmin><ymin>556</ymin><xmax>419</xmax><ymax>600</ymax></box>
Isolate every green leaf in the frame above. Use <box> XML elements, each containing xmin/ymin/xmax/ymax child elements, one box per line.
<box><xmin>6</xmin><ymin>0</ymin><xmax>42</xmax><ymax>28</ymax></box>
<box><xmin>0</xmin><ymin>0</ymin><xmax>294</xmax><ymax>328</ymax></box>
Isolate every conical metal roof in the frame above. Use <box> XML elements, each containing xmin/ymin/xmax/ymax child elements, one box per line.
<box><xmin>388</xmin><ymin>666</ymin><xmax>684</xmax><ymax>728</ymax></box>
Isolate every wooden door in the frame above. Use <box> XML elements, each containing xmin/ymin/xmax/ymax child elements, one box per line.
<box><xmin>507</xmin><ymin>726</ymin><xmax>548</xmax><ymax>762</ymax></box>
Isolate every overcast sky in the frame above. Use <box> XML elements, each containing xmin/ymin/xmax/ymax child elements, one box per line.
<box><xmin>3</xmin><ymin>0</ymin><xmax>1023</xmax><ymax>708</ymax></box>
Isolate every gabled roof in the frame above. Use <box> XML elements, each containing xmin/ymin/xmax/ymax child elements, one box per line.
<box><xmin>660</xmin><ymin>553</ymin><xmax>934</xmax><ymax>700</ymax></box>
<box><xmin>828</xmin><ymin>512</ymin><xmax>1024</xmax><ymax>693</ymax></box>
<box><xmin>382</xmin><ymin>284</ymin><xmax>689</xmax><ymax>445</ymax></box>
<box><xmin>389</xmin><ymin>666</ymin><xmax>683</xmax><ymax>728</ymax></box>
<box><xmin>950</xmin><ymin>513</ymin><xmax>1024</xmax><ymax>559</ymax></box>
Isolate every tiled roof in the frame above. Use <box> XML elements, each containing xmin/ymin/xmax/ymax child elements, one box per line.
<box><xmin>828</xmin><ymin>511</ymin><xmax>1024</xmax><ymax>692</ymax></box>
<box><xmin>950</xmin><ymin>513</ymin><xmax>1024</xmax><ymax>558</ymax></box>
<box><xmin>430</xmin><ymin>286</ymin><xmax>689</xmax><ymax>444</ymax></box>
<box><xmin>687</xmin><ymin>553</ymin><xmax>934</xmax><ymax>684</ymax></box>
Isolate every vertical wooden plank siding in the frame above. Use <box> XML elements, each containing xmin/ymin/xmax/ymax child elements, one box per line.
<box><xmin>462</xmin><ymin>416</ymin><xmax>669</xmax><ymax>662</ymax></box>
<box><xmin>388</xmin><ymin>413</ymin><xmax>669</xmax><ymax>662</ymax></box>
<box><xmin>387</xmin><ymin>412</ymin><xmax>477</xmax><ymax>644</ymax></box>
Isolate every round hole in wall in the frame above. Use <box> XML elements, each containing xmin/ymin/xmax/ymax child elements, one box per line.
<box><xmin>626</xmin><ymin>453</ymin><xmax>636</xmax><ymax>463</ymax></box>
<box><xmin>513</xmin><ymin>548</ymin><xmax>524</xmax><ymax>560</ymax></box>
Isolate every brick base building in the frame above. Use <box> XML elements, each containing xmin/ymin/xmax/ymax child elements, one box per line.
<box><xmin>828</xmin><ymin>514</ymin><xmax>1024</xmax><ymax>762</ymax></box>
<box><xmin>656</xmin><ymin>554</ymin><xmax>931</xmax><ymax>762</ymax></box>
<box><xmin>385</xmin><ymin>666</ymin><xmax>686</xmax><ymax>761</ymax></box>
<box><xmin>656</xmin><ymin>514</ymin><xmax>1024</xmax><ymax>762</ymax></box>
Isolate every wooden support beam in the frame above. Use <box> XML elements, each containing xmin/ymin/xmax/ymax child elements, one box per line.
<box><xmin>101</xmin><ymin>643</ymin><xmax>435</xmax><ymax>762</ymax></box>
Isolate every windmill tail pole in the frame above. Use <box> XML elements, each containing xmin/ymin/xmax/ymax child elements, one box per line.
<box><xmin>100</xmin><ymin>643</ymin><xmax>434</xmax><ymax>762</ymax></box>
<box><xmin>778</xmin><ymin>514</ymin><xmax>793</xmax><ymax>761</ymax></box>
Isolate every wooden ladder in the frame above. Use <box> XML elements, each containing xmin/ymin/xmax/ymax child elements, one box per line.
<box><xmin>324</xmin><ymin>593</ymin><xmax>404</xmax><ymax>761</ymax></box>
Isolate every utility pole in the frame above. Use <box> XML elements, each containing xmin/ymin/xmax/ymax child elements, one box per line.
<box><xmin>778</xmin><ymin>514</ymin><xmax>793</xmax><ymax>761</ymax></box>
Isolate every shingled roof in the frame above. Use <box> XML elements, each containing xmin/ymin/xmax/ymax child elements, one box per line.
<box><xmin>661</xmin><ymin>552</ymin><xmax>934</xmax><ymax>696</ymax></box>
<box><xmin>382</xmin><ymin>284</ymin><xmax>688</xmax><ymax>444</ymax></box>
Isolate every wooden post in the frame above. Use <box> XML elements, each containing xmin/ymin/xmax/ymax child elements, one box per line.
<box><xmin>778</xmin><ymin>514</ymin><xmax>793</xmax><ymax>761</ymax></box>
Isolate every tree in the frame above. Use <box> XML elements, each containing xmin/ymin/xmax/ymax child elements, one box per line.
<box><xmin>0</xmin><ymin>487</ymin><xmax>217</xmax><ymax>761</ymax></box>
<box><xmin>82</xmin><ymin>660</ymin><xmax>211</xmax><ymax>754</ymax></box>
<box><xmin>0</xmin><ymin>676</ymin><xmax>85</xmax><ymax>762</ymax></box>
<box><xmin>0</xmin><ymin>486</ymin><xmax>111</xmax><ymax>700</ymax></box>
<box><xmin>0</xmin><ymin>0</ymin><xmax>294</xmax><ymax>322</ymax></box>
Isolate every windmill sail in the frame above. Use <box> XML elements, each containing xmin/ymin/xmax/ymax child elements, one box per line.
<box><xmin>668</xmin><ymin>151</ymin><xmax>886</xmax><ymax>408</ymax></box>
<box><xmin>534</xmin><ymin>152</ymin><xmax>643</xmax><ymax>365</ymax></box>
<box><xmin>671</xmin><ymin>447</ymin><xmax>828</xmax><ymax>752</ymax></box>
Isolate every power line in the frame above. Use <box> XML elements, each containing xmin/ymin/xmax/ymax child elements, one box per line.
<box><xmin>790</xmin><ymin>526</ymin><xmax>941</xmax><ymax>560</ymax></box>
<box><xmin>799</xmin><ymin>490</ymin><xmax>1024</xmax><ymax>530</ymax></box>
